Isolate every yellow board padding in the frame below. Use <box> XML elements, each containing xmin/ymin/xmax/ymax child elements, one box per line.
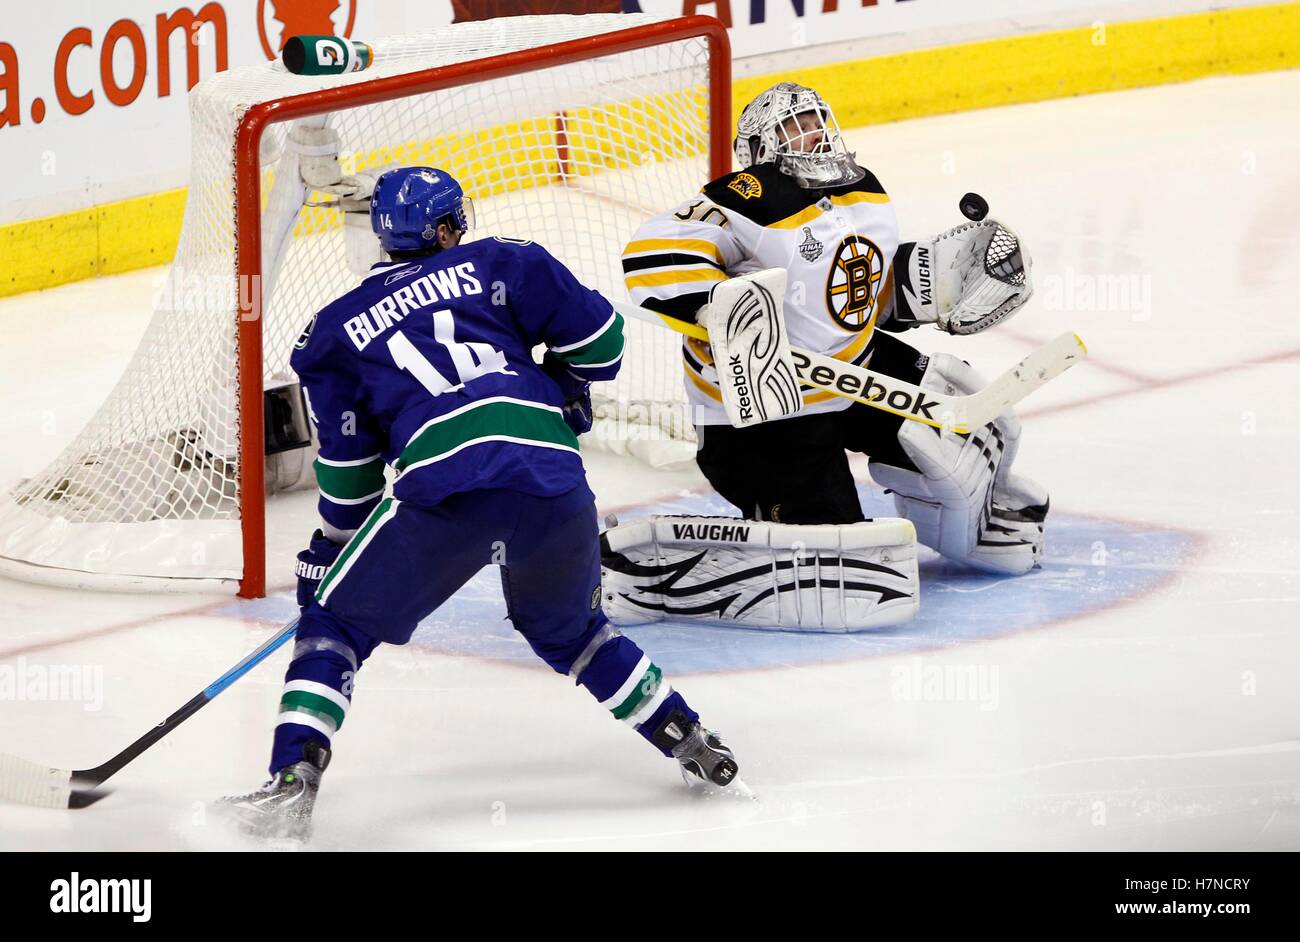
<box><xmin>5</xmin><ymin>2</ymin><xmax>1300</xmax><ymax>300</ymax></box>
<box><xmin>2</xmin><ymin>188</ymin><xmax>187</xmax><ymax>298</ymax></box>
<box><xmin>731</xmin><ymin>1</ymin><xmax>1300</xmax><ymax>128</ymax></box>
<box><xmin>287</xmin><ymin>88</ymin><xmax>709</xmax><ymax>239</ymax></box>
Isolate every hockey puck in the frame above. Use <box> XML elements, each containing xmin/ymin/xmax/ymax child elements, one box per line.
<box><xmin>960</xmin><ymin>192</ymin><xmax>989</xmax><ymax>222</ymax></box>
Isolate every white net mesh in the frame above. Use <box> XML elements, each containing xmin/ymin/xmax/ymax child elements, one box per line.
<box><xmin>0</xmin><ymin>14</ymin><xmax>713</xmax><ymax>589</ymax></box>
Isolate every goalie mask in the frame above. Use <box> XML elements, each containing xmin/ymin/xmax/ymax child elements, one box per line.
<box><xmin>733</xmin><ymin>83</ymin><xmax>864</xmax><ymax>189</ymax></box>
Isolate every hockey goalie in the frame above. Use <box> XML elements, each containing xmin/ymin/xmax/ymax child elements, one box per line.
<box><xmin>602</xmin><ymin>82</ymin><xmax>1049</xmax><ymax>633</ymax></box>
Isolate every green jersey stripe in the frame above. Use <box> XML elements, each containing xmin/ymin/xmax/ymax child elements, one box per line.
<box><xmin>316</xmin><ymin>496</ymin><xmax>396</xmax><ymax>602</ymax></box>
<box><xmin>553</xmin><ymin>313</ymin><xmax>625</xmax><ymax>367</ymax></box>
<box><xmin>395</xmin><ymin>400</ymin><xmax>578</xmax><ymax>473</ymax></box>
<box><xmin>314</xmin><ymin>456</ymin><xmax>386</xmax><ymax>501</ymax></box>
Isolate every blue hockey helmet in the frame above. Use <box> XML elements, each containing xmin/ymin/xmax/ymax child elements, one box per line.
<box><xmin>370</xmin><ymin>167</ymin><xmax>474</xmax><ymax>253</ymax></box>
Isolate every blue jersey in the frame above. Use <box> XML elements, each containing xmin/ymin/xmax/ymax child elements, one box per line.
<box><xmin>290</xmin><ymin>237</ymin><xmax>625</xmax><ymax>539</ymax></box>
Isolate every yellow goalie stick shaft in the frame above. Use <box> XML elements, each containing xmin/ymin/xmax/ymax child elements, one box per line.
<box><xmin>612</xmin><ymin>300</ymin><xmax>1087</xmax><ymax>434</ymax></box>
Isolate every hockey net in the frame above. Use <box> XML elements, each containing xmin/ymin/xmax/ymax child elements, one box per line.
<box><xmin>0</xmin><ymin>14</ymin><xmax>729</xmax><ymax>597</ymax></box>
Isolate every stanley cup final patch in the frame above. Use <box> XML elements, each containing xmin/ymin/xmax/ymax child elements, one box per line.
<box><xmin>798</xmin><ymin>226</ymin><xmax>823</xmax><ymax>262</ymax></box>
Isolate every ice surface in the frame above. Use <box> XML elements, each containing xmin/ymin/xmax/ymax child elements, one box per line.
<box><xmin>1</xmin><ymin>71</ymin><xmax>1297</xmax><ymax>850</ymax></box>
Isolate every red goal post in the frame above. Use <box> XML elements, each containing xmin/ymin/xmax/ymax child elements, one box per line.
<box><xmin>227</xmin><ymin>16</ymin><xmax>732</xmax><ymax>596</ymax></box>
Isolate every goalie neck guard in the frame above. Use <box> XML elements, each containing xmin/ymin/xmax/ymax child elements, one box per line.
<box><xmin>733</xmin><ymin>82</ymin><xmax>864</xmax><ymax>189</ymax></box>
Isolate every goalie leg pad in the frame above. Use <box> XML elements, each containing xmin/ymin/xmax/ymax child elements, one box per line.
<box><xmin>600</xmin><ymin>516</ymin><xmax>919</xmax><ymax>632</ymax></box>
<box><xmin>868</xmin><ymin>354</ymin><xmax>1048</xmax><ymax>574</ymax></box>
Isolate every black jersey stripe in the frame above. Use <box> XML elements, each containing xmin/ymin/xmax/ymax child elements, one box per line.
<box><xmin>642</xmin><ymin>292</ymin><xmax>710</xmax><ymax>324</ymax></box>
<box><xmin>621</xmin><ymin>252</ymin><xmax>727</xmax><ymax>275</ymax></box>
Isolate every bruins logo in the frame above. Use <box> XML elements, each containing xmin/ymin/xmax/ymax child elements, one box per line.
<box><xmin>825</xmin><ymin>235</ymin><xmax>884</xmax><ymax>331</ymax></box>
<box><xmin>727</xmin><ymin>172</ymin><xmax>763</xmax><ymax>200</ymax></box>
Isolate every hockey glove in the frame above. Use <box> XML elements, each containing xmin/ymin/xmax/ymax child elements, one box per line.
<box><xmin>894</xmin><ymin>219</ymin><xmax>1033</xmax><ymax>335</ymax></box>
<box><xmin>542</xmin><ymin>351</ymin><xmax>594</xmax><ymax>436</ymax></box>
<box><xmin>296</xmin><ymin>529</ymin><xmax>345</xmax><ymax>609</ymax></box>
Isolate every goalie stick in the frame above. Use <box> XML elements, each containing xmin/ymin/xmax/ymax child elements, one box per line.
<box><xmin>611</xmin><ymin>299</ymin><xmax>1086</xmax><ymax>434</ymax></box>
<box><xmin>0</xmin><ymin>617</ymin><xmax>300</xmax><ymax>810</ymax></box>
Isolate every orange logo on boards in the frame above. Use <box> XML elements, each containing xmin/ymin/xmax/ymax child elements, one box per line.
<box><xmin>258</xmin><ymin>0</ymin><xmax>360</xmax><ymax>59</ymax></box>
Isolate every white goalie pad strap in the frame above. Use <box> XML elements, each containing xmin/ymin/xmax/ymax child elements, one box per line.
<box><xmin>869</xmin><ymin>353</ymin><xmax>1046</xmax><ymax>574</ymax></box>
<box><xmin>970</xmin><ymin>472</ymin><xmax>1049</xmax><ymax>574</ymax></box>
<box><xmin>286</xmin><ymin>124</ymin><xmax>343</xmax><ymax>158</ymax></box>
<box><xmin>287</xmin><ymin>124</ymin><xmax>346</xmax><ymax>187</ymax></box>
<box><xmin>286</xmin><ymin>123</ymin><xmax>380</xmax><ymax>209</ymax></box>
<box><xmin>702</xmin><ymin>269</ymin><xmax>803</xmax><ymax>428</ymax></box>
<box><xmin>915</xmin><ymin>354</ymin><xmax>1023</xmax><ymax>484</ymax></box>
<box><xmin>322</xmin><ymin>172</ymin><xmax>380</xmax><ymax>211</ymax></box>
<box><xmin>343</xmin><ymin>210</ymin><xmax>383</xmax><ymax>277</ymax></box>
<box><xmin>902</xmin><ymin>219</ymin><xmax>1033</xmax><ymax>335</ymax></box>
<box><xmin>600</xmin><ymin>516</ymin><xmax>919</xmax><ymax>633</ymax></box>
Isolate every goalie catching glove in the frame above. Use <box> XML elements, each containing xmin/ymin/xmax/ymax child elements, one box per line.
<box><xmin>893</xmin><ymin>219</ymin><xmax>1033</xmax><ymax>335</ymax></box>
<box><xmin>600</xmin><ymin>515</ymin><xmax>919</xmax><ymax>632</ymax></box>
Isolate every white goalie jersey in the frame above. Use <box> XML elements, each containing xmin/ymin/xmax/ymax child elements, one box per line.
<box><xmin>622</xmin><ymin>161</ymin><xmax>901</xmax><ymax>426</ymax></box>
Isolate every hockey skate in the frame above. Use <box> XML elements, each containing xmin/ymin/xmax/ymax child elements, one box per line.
<box><xmin>220</xmin><ymin>741</ymin><xmax>330</xmax><ymax>843</ymax></box>
<box><xmin>653</xmin><ymin>710</ymin><xmax>743</xmax><ymax>791</ymax></box>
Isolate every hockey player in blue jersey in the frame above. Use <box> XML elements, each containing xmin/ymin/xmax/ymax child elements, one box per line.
<box><xmin>224</xmin><ymin>167</ymin><xmax>740</xmax><ymax>839</ymax></box>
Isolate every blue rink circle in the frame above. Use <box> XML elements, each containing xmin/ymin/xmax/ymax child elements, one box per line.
<box><xmin>401</xmin><ymin>487</ymin><xmax>1198</xmax><ymax>675</ymax></box>
<box><xmin>234</xmin><ymin>488</ymin><xmax>1198</xmax><ymax>675</ymax></box>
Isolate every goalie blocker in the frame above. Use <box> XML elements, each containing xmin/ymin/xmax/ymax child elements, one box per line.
<box><xmin>600</xmin><ymin>515</ymin><xmax>919</xmax><ymax>632</ymax></box>
<box><xmin>702</xmin><ymin>268</ymin><xmax>803</xmax><ymax>429</ymax></box>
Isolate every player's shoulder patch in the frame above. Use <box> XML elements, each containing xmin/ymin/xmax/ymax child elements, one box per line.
<box><xmin>293</xmin><ymin>313</ymin><xmax>318</xmax><ymax>350</ymax></box>
<box><xmin>492</xmin><ymin>235</ymin><xmax>534</xmax><ymax>246</ymax></box>
<box><xmin>703</xmin><ymin>164</ymin><xmax>818</xmax><ymax>227</ymax></box>
<box><xmin>725</xmin><ymin>171</ymin><xmax>764</xmax><ymax>200</ymax></box>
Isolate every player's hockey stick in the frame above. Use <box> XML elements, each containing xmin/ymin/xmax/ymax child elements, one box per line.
<box><xmin>612</xmin><ymin>299</ymin><xmax>1087</xmax><ymax>434</ymax></box>
<box><xmin>0</xmin><ymin>617</ymin><xmax>300</xmax><ymax>810</ymax></box>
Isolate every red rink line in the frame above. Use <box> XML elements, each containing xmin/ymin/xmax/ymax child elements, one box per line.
<box><xmin>1022</xmin><ymin>344</ymin><xmax>1300</xmax><ymax>421</ymax></box>
<box><xmin>0</xmin><ymin>591</ymin><xmax>292</xmax><ymax>660</ymax></box>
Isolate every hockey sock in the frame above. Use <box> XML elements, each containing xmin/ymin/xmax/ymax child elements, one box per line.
<box><xmin>572</xmin><ymin>629</ymin><xmax>699</xmax><ymax>756</ymax></box>
<box><xmin>270</xmin><ymin>604</ymin><xmax>381</xmax><ymax>774</ymax></box>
